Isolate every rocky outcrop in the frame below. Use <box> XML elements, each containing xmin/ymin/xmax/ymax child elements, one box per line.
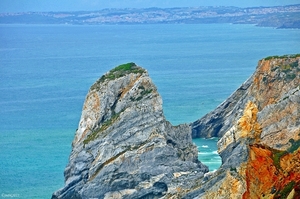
<box><xmin>191</xmin><ymin>55</ymin><xmax>300</xmax><ymax>198</ymax></box>
<box><xmin>52</xmin><ymin>63</ymin><xmax>208</xmax><ymax>199</ymax></box>
<box><xmin>53</xmin><ymin>55</ymin><xmax>300</xmax><ymax>199</ymax></box>
<box><xmin>191</xmin><ymin>76</ymin><xmax>252</xmax><ymax>138</ymax></box>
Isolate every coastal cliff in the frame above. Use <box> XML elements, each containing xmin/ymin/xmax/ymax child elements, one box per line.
<box><xmin>53</xmin><ymin>55</ymin><xmax>300</xmax><ymax>198</ymax></box>
<box><xmin>52</xmin><ymin>63</ymin><xmax>208</xmax><ymax>199</ymax></box>
<box><xmin>191</xmin><ymin>55</ymin><xmax>300</xmax><ymax>198</ymax></box>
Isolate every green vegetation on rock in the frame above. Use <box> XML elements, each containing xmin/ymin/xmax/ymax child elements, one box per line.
<box><xmin>287</xmin><ymin>139</ymin><xmax>300</xmax><ymax>153</ymax></box>
<box><xmin>90</xmin><ymin>62</ymin><xmax>145</xmax><ymax>91</ymax></box>
<box><xmin>83</xmin><ymin>110</ymin><xmax>123</xmax><ymax>145</ymax></box>
<box><xmin>264</xmin><ymin>55</ymin><xmax>299</xmax><ymax>82</ymax></box>
<box><xmin>264</xmin><ymin>54</ymin><xmax>300</xmax><ymax>60</ymax></box>
<box><xmin>130</xmin><ymin>85</ymin><xmax>153</xmax><ymax>101</ymax></box>
<box><xmin>100</xmin><ymin>62</ymin><xmax>145</xmax><ymax>82</ymax></box>
<box><xmin>272</xmin><ymin>150</ymin><xmax>287</xmax><ymax>169</ymax></box>
<box><xmin>271</xmin><ymin>139</ymin><xmax>300</xmax><ymax>170</ymax></box>
<box><xmin>275</xmin><ymin>181</ymin><xmax>295</xmax><ymax>199</ymax></box>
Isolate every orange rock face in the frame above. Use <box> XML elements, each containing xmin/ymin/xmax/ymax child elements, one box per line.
<box><xmin>250</xmin><ymin>57</ymin><xmax>299</xmax><ymax>109</ymax></box>
<box><xmin>193</xmin><ymin>55</ymin><xmax>299</xmax><ymax>199</ymax></box>
<box><xmin>238</xmin><ymin>101</ymin><xmax>262</xmax><ymax>140</ymax></box>
<box><xmin>243</xmin><ymin>144</ymin><xmax>300</xmax><ymax>199</ymax></box>
<box><xmin>241</xmin><ymin>56</ymin><xmax>300</xmax><ymax>198</ymax></box>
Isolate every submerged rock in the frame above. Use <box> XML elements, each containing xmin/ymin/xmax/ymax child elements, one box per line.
<box><xmin>52</xmin><ymin>63</ymin><xmax>208</xmax><ymax>199</ymax></box>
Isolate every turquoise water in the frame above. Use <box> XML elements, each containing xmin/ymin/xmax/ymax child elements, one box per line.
<box><xmin>193</xmin><ymin>138</ymin><xmax>221</xmax><ymax>171</ymax></box>
<box><xmin>0</xmin><ymin>24</ymin><xmax>299</xmax><ymax>198</ymax></box>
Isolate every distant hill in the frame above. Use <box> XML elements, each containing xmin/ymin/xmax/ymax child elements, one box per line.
<box><xmin>1</xmin><ymin>4</ymin><xmax>300</xmax><ymax>28</ymax></box>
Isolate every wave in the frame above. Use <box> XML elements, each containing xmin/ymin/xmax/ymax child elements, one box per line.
<box><xmin>199</xmin><ymin>152</ymin><xmax>214</xmax><ymax>155</ymax></box>
<box><xmin>202</xmin><ymin>161</ymin><xmax>222</xmax><ymax>164</ymax></box>
<box><xmin>201</xmin><ymin>145</ymin><xmax>209</xmax><ymax>148</ymax></box>
<box><xmin>198</xmin><ymin>150</ymin><xmax>219</xmax><ymax>155</ymax></box>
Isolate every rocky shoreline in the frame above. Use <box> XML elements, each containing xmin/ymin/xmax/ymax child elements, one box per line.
<box><xmin>53</xmin><ymin>55</ymin><xmax>300</xmax><ymax>198</ymax></box>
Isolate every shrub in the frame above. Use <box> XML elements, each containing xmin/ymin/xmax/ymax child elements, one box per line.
<box><xmin>83</xmin><ymin>110</ymin><xmax>124</xmax><ymax>145</ymax></box>
<box><xmin>272</xmin><ymin>150</ymin><xmax>287</xmax><ymax>169</ymax></box>
<box><xmin>275</xmin><ymin>181</ymin><xmax>295</xmax><ymax>199</ymax></box>
<box><xmin>264</xmin><ymin>54</ymin><xmax>300</xmax><ymax>60</ymax></box>
<box><xmin>90</xmin><ymin>62</ymin><xmax>145</xmax><ymax>91</ymax></box>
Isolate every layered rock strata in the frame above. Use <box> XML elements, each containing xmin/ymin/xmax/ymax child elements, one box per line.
<box><xmin>53</xmin><ymin>55</ymin><xmax>300</xmax><ymax>199</ymax></box>
<box><xmin>191</xmin><ymin>55</ymin><xmax>300</xmax><ymax>198</ymax></box>
<box><xmin>52</xmin><ymin>63</ymin><xmax>208</xmax><ymax>199</ymax></box>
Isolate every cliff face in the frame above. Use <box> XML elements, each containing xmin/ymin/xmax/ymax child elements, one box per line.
<box><xmin>191</xmin><ymin>55</ymin><xmax>300</xmax><ymax>198</ymax></box>
<box><xmin>52</xmin><ymin>63</ymin><xmax>208</xmax><ymax>199</ymax></box>
<box><xmin>53</xmin><ymin>55</ymin><xmax>300</xmax><ymax>199</ymax></box>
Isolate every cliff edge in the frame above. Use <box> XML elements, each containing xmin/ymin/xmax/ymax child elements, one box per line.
<box><xmin>191</xmin><ymin>54</ymin><xmax>300</xmax><ymax>198</ymax></box>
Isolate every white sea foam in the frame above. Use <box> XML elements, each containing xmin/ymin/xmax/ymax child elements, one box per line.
<box><xmin>213</xmin><ymin>150</ymin><xmax>219</xmax><ymax>154</ymax></box>
<box><xmin>198</xmin><ymin>152</ymin><xmax>214</xmax><ymax>155</ymax></box>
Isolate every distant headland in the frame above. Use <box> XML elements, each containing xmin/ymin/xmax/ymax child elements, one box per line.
<box><xmin>1</xmin><ymin>4</ymin><xmax>300</xmax><ymax>28</ymax></box>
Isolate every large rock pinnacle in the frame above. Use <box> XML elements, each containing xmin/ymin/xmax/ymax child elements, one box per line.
<box><xmin>52</xmin><ymin>63</ymin><xmax>208</xmax><ymax>199</ymax></box>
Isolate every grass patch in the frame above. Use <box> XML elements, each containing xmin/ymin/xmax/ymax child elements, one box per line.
<box><xmin>271</xmin><ymin>139</ymin><xmax>300</xmax><ymax>169</ymax></box>
<box><xmin>132</xmin><ymin>89</ymin><xmax>153</xmax><ymax>101</ymax></box>
<box><xmin>272</xmin><ymin>150</ymin><xmax>288</xmax><ymax>169</ymax></box>
<box><xmin>130</xmin><ymin>84</ymin><xmax>153</xmax><ymax>101</ymax></box>
<box><xmin>275</xmin><ymin>181</ymin><xmax>295</xmax><ymax>199</ymax></box>
<box><xmin>140</xmin><ymin>89</ymin><xmax>153</xmax><ymax>97</ymax></box>
<box><xmin>264</xmin><ymin>54</ymin><xmax>300</xmax><ymax>60</ymax></box>
<box><xmin>265</xmin><ymin>55</ymin><xmax>281</xmax><ymax>60</ymax></box>
<box><xmin>83</xmin><ymin>110</ymin><xmax>124</xmax><ymax>145</ymax></box>
<box><xmin>106</xmin><ymin>62</ymin><xmax>145</xmax><ymax>80</ymax></box>
<box><xmin>90</xmin><ymin>63</ymin><xmax>145</xmax><ymax>91</ymax></box>
<box><xmin>133</xmin><ymin>89</ymin><xmax>153</xmax><ymax>101</ymax></box>
<box><xmin>112</xmin><ymin>62</ymin><xmax>135</xmax><ymax>71</ymax></box>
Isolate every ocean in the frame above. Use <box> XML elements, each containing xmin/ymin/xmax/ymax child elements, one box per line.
<box><xmin>0</xmin><ymin>23</ymin><xmax>299</xmax><ymax>198</ymax></box>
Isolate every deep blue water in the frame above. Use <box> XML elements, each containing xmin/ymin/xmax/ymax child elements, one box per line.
<box><xmin>0</xmin><ymin>24</ymin><xmax>299</xmax><ymax>198</ymax></box>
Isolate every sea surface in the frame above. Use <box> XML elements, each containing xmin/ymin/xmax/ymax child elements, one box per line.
<box><xmin>0</xmin><ymin>23</ymin><xmax>299</xmax><ymax>198</ymax></box>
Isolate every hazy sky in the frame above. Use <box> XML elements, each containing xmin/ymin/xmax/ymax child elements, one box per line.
<box><xmin>1</xmin><ymin>0</ymin><xmax>299</xmax><ymax>12</ymax></box>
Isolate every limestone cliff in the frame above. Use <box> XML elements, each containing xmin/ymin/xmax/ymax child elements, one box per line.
<box><xmin>191</xmin><ymin>55</ymin><xmax>300</xmax><ymax>198</ymax></box>
<box><xmin>52</xmin><ymin>63</ymin><xmax>208</xmax><ymax>199</ymax></box>
<box><xmin>53</xmin><ymin>55</ymin><xmax>300</xmax><ymax>199</ymax></box>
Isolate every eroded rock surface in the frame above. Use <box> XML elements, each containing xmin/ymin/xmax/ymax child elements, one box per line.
<box><xmin>191</xmin><ymin>55</ymin><xmax>300</xmax><ymax>198</ymax></box>
<box><xmin>53</xmin><ymin>55</ymin><xmax>300</xmax><ymax>199</ymax></box>
<box><xmin>52</xmin><ymin>63</ymin><xmax>208</xmax><ymax>199</ymax></box>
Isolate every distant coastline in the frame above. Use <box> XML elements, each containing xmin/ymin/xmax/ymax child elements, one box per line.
<box><xmin>1</xmin><ymin>4</ymin><xmax>300</xmax><ymax>28</ymax></box>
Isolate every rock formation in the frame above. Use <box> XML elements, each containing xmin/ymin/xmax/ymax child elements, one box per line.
<box><xmin>52</xmin><ymin>63</ymin><xmax>208</xmax><ymax>199</ymax></box>
<box><xmin>53</xmin><ymin>55</ymin><xmax>300</xmax><ymax>199</ymax></box>
<box><xmin>191</xmin><ymin>55</ymin><xmax>300</xmax><ymax>198</ymax></box>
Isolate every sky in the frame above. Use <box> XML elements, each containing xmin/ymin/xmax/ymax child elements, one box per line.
<box><xmin>0</xmin><ymin>0</ymin><xmax>299</xmax><ymax>12</ymax></box>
